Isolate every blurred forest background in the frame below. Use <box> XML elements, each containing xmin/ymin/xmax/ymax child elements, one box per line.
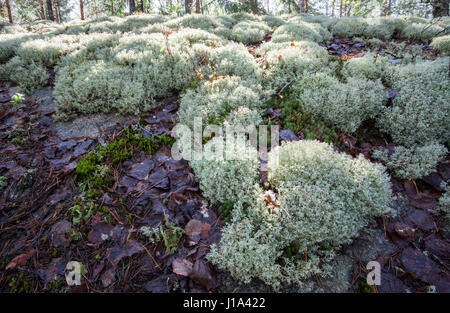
<box><xmin>0</xmin><ymin>0</ymin><xmax>448</xmax><ymax>24</ymax></box>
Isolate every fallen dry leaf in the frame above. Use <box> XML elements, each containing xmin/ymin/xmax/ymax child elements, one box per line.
<box><xmin>6</xmin><ymin>250</ymin><xmax>35</xmax><ymax>270</ymax></box>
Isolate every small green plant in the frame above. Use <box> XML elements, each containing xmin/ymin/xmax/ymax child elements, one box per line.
<box><xmin>69</xmin><ymin>200</ymin><xmax>99</xmax><ymax>226</ymax></box>
<box><xmin>11</xmin><ymin>93</ymin><xmax>24</xmax><ymax>106</ymax></box>
<box><xmin>218</xmin><ymin>200</ymin><xmax>235</xmax><ymax>224</ymax></box>
<box><xmin>272</xmin><ymin>93</ymin><xmax>342</xmax><ymax>148</ymax></box>
<box><xmin>0</xmin><ymin>176</ymin><xmax>7</xmax><ymax>190</ymax></box>
<box><xmin>356</xmin><ymin>281</ymin><xmax>375</xmax><ymax>293</ymax></box>
<box><xmin>8</xmin><ymin>273</ymin><xmax>31</xmax><ymax>293</ymax></box>
<box><xmin>76</xmin><ymin>126</ymin><xmax>175</xmax><ymax>199</ymax></box>
<box><xmin>141</xmin><ymin>214</ymin><xmax>185</xmax><ymax>254</ymax></box>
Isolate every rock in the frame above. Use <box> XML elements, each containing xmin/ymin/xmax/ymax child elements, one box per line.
<box><xmin>378</xmin><ymin>271</ymin><xmax>407</xmax><ymax>293</ymax></box>
<box><xmin>403</xmin><ymin>209</ymin><xmax>435</xmax><ymax>232</ymax></box>
<box><xmin>424</xmin><ymin>237</ymin><xmax>450</xmax><ymax>260</ymax></box>
<box><xmin>422</xmin><ymin>172</ymin><xmax>445</xmax><ymax>191</ymax></box>
<box><xmin>279</xmin><ymin>129</ymin><xmax>299</xmax><ymax>142</ymax></box>
<box><xmin>400</xmin><ymin>248</ymin><xmax>441</xmax><ymax>284</ymax></box>
<box><xmin>345</xmin><ymin>228</ymin><xmax>396</xmax><ymax>262</ymax></box>
<box><xmin>55</xmin><ymin>113</ymin><xmax>129</xmax><ymax>140</ymax></box>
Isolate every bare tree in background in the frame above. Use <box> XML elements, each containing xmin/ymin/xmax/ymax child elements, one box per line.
<box><xmin>431</xmin><ymin>0</ymin><xmax>449</xmax><ymax>17</ymax></box>
<box><xmin>5</xmin><ymin>0</ymin><xmax>12</xmax><ymax>23</ymax></box>
<box><xmin>195</xmin><ymin>0</ymin><xmax>200</xmax><ymax>13</ymax></box>
<box><xmin>80</xmin><ymin>0</ymin><xmax>84</xmax><ymax>20</ymax></box>
<box><xmin>185</xmin><ymin>0</ymin><xmax>193</xmax><ymax>13</ymax></box>
<box><xmin>54</xmin><ymin>0</ymin><xmax>61</xmax><ymax>23</ymax></box>
<box><xmin>0</xmin><ymin>0</ymin><xmax>5</xmax><ymax>19</ymax></box>
<box><xmin>46</xmin><ymin>0</ymin><xmax>54</xmax><ymax>21</ymax></box>
<box><xmin>39</xmin><ymin>0</ymin><xmax>46</xmax><ymax>19</ymax></box>
<box><xmin>129</xmin><ymin>0</ymin><xmax>136</xmax><ymax>14</ymax></box>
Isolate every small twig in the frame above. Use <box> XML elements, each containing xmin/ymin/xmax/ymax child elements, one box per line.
<box><xmin>277</xmin><ymin>78</ymin><xmax>296</xmax><ymax>97</ymax></box>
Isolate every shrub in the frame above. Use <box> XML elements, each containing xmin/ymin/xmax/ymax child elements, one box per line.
<box><xmin>0</xmin><ymin>33</ymin><xmax>35</xmax><ymax>62</ymax></box>
<box><xmin>230</xmin><ymin>12</ymin><xmax>260</xmax><ymax>22</ymax></box>
<box><xmin>232</xmin><ymin>21</ymin><xmax>270</xmax><ymax>44</ymax></box>
<box><xmin>364</xmin><ymin>18</ymin><xmax>396</xmax><ymax>40</ymax></box>
<box><xmin>372</xmin><ymin>143</ymin><xmax>448</xmax><ymax>180</ymax></box>
<box><xmin>377</xmin><ymin>58</ymin><xmax>450</xmax><ymax>146</ymax></box>
<box><xmin>269</xmin><ymin>139</ymin><xmax>392</xmax><ymax>244</ymax></box>
<box><xmin>209</xmin><ymin>140</ymin><xmax>392</xmax><ymax>289</ymax></box>
<box><xmin>189</xmin><ymin>136</ymin><xmax>260</xmax><ymax>204</ymax></box>
<box><xmin>341</xmin><ymin>52</ymin><xmax>386</xmax><ymax>80</ymax></box>
<box><xmin>177</xmin><ymin>76</ymin><xmax>263</xmax><ymax>130</ymax></box>
<box><xmin>400</xmin><ymin>22</ymin><xmax>445</xmax><ymax>42</ymax></box>
<box><xmin>272</xmin><ymin>22</ymin><xmax>331</xmax><ymax>43</ymax></box>
<box><xmin>431</xmin><ymin>35</ymin><xmax>450</xmax><ymax>55</ymax></box>
<box><xmin>215</xmin><ymin>15</ymin><xmax>236</xmax><ymax>29</ymax></box>
<box><xmin>292</xmin><ymin>72</ymin><xmax>386</xmax><ymax>134</ymax></box>
<box><xmin>53</xmin><ymin>60</ymin><xmax>148</xmax><ymax>119</ymax></box>
<box><xmin>165</xmin><ymin>14</ymin><xmax>220</xmax><ymax>32</ymax></box>
<box><xmin>3</xmin><ymin>56</ymin><xmax>49</xmax><ymax>93</ymax></box>
<box><xmin>258</xmin><ymin>40</ymin><xmax>329</xmax><ymax>92</ymax></box>
<box><xmin>168</xmin><ymin>28</ymin><xmax>225</xmax><ymax>48</ymax></box>
<box><xmin>262</xmin><ymin>15</ymin><xmax>285</xmax><ymax>28</ymax></box>
<box><xmin>331</xmin><ymin>17</ymin><xmax>368</xmax><ymax>38</ymax></box>
<box><xmin>117</xmin><ymin>14</ymin><xmax>167</xmax><ymax>33</ymax></box>
<box><xmin>197</xmin><ymin>42</ymin><xmax>263</xmax><ymax>87</ymax></box>
<box><xmin>16</xmin><ymin>38</ymin><xmax>68</xmax><ymax>67</ymax></box>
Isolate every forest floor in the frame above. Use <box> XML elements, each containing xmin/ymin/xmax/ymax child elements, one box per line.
<box><xmin>0</xmin><ymin>37</ymin><xmax>449</xmax><ymax>293</ymax></box>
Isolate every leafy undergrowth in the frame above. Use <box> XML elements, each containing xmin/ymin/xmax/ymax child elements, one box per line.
<box><xmin>266</xmin><ymin>92</ymin><xmax>343</xmax><ymax>148</ymax></box>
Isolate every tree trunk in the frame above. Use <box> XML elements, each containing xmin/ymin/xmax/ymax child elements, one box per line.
<box><xmin>140</xmin><ymin>0</ymin><xmax>144</xmax><ymax>12</ymax></box>
<box><xmin>80</xmin><ymin>0</ymin><xmax>84</xmax><ymax>20</ymax></box>
<box><xmin>0</xmin><ymin>0</ymin><xmax>5</xmax><ymax>19</ymax></box>
<box><xmin>54</xmin><ymin>0</ymin><xmax>61</xmax><ymax>23</ymax></box>
<box><xmin>195</xmin><ymin>0</ymin><xmax>200</xmax><ymax>13</ymax></box>
<box><xmin>339</xmin><ymin>0</ymin><xmax>343</xmax><ymax>17</ymax></box>
<box><xmin>185</xmin><ymin>0</ymin><xmax>193</xmax><ymax>13</ymax></box>
<box><xmin>46</xmin><ymin>0</ymin><xmax>54</xmax><ymax>21</ymax></box>
<box><xmin>129</xmin><ymin>0</ymin><xmax>136</xmax><ymax>15</ymax></box>
<box><xmin>432</xmin><ymin>0</ymin><xmax>449</xmax><ymax>17</ymax></box>
<box><xmin>5</xmin><ymin>0</ymin><xmax>12</xmax><ymax>23</ymax></box>
<box><xmin>304</xmin><ymin>0</ymin><xmax>308</xmax><ymax>13</ymax></box>
<box><xmin>39</xmin><ymin>0</ymin><xmax>46</xmax><ymax>19</ymax></box>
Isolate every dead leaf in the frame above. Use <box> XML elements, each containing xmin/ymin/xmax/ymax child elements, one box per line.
<box><xmin>172</xmin><ymin>258</ymin><xmax>193</xmax><ymax>277</ymax></box>
<box><xmin>6</xmin><ymin>250</ymin><xmax>34</xmax><ymax>270</ymax></box>
<box><xmin>189</xmin><ymin>259</ymin><xmax>215</xmax><ymax>290</ymax></box>
<box><xmin>185</xmin><ymin>220</ymin><xmax>203</xmax><ymax>237</ymax></box>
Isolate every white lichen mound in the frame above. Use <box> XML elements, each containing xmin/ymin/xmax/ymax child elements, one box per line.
<box><xmin>292</xmin><ymin>72</ymin><xmax>386</xmax><ymax>134</ymax></box>
<box><xmin>177</xmin><ymin>76</ymin><xmax>263</xmax><ymax>130</ymax></box>
<box><xmin>257</xmin><ymin>40</ymin><xmax>329</xmax><ymax>92</ymax></box>
<box><xmin>271</xmin><ymin>22</ymin><xmax>331</xmax><ymax>43</ymax></box>
<box><xmin>341</xmin><ymin>52</ymin><xmax>386</xmax><ymax>80</ymax></box>
<box><xmin>209</xmin><ymin>140</ymin><xmax>393</xmax><ymax>289</ymax></box>
<box><xmin>377</xmin><ymin>58</ymin><xmax>450</xmax><ymax>146</ymax></box>
<box><xmin>372</xmin><ymin>143</ymin><xmax>448</xmax><ymax>180</ymax></box>
<box><xmin>431</xmin><ymin>35</ymin><xmax>450</xmax><ymax>55</ymax></box>
<box><xmin>189</xmin><ymin>136</ymin><xmax>260</xmax><ymax>204</ymax></box>
<box><xmin>232</xmin><ymin>21</ymin><xmax>270</xmax><ymax>44</ymax></box>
